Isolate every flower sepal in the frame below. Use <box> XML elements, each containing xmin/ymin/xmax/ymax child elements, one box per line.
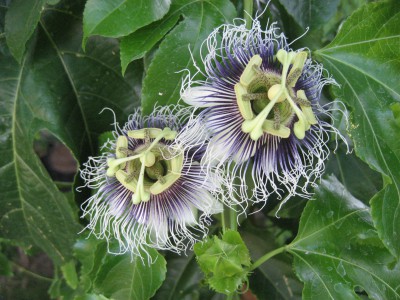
<box><xmin>194</xmin><ymin>230</ymin><xmax>251</xmax><ymax>295</ymax></box>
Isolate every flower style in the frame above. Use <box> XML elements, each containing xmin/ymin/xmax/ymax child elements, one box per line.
<box><xmin>181</xmin><ymin>19</ymin><xmax>346</xmax><ymax>208</ymax></box>
<box><xmin>79</xmin><ymin>106</ymin><xmax>223</xmax><ymax>259</ymax></box>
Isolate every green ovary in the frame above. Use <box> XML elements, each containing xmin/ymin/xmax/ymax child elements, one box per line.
<box><xmin>106</xmin><ymin>128</ymin><xmax>183</xmax><ymax>205</ymax></box>
<box><xmin>236</xmin><ymin>50</ymin><xmax>318</xmax><ymax>141</ymax></box>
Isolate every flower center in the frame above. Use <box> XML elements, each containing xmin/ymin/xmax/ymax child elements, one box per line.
<box><xmin>235</xmin><ymin>50</ymin><xmax>318</xmax><ymax>141</ymax></box>
<box><xmin>105</xmin><ymin>127</ymin><xmax>184</xmax><ymax>205</ymax></box>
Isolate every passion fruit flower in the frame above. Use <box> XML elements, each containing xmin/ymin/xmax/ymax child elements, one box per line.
<box><xmin>79</xmin><ymin>106</ymin><xmax>223</xmax><ymax>259</ymax></box>
<box><xmin>181</xmin><ymin>20</ymin><xmax>346</xmax><ymax>208</ymax></box>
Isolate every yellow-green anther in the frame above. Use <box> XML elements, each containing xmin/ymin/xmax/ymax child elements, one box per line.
<box><xmin>285</xmin><ymin>91</ymin><xmax>308</xmax><ymax>139</ymax></box>
<box><xmin>106</xmin><ymin>166</ymin><xmax>118</xmax><ymax>177</ymax></box>
<box><xmin>297</xmin><ymin>90</ymin><xmax>317</xmax><ymax>126</ymax></box>
<box><xmin>131</xmin><ymin>162</ymin><xmax>150</xmax><ymax>204</ymax></box>
<box><xmin>302</xmin><ymin>106</ymin><xmax>317</xmax><ymax>128</ymax></box>
<box><xmin>128</xmin><ymin>128</ymin><xmax>163</xmax><ymax>139</ymax></box>
<box><xmin>158</xmin><ymin>175</ymin><xmax>166</xmax><ymax>184</ymax></box>
<box><xmin>128</xmin><ymin>127</ymin><xmax>177</xmax><ymax>141</ymax></box>
<box><xmin>262</xmin><ymin>120</ymin><xmax>290</xmax><ymax>138</ymax></box>
<box><xmin>294</xmin><ymin>97</ymin><xmax>311</xmax><ymax>107</ymax></box>
<box><xmin>235</xmin><ymin>83</ymin><xmax>254</xmax><ymax>120</ymax></box>
<box><xmin>150</xmin><ymin>173</ymin><xmax>181</xmax><ymax>195</ymax></box>
<box><xmin>144</xmin><ymin>128</ymin><xmax>177</xmax><ymax>156</ymax></box>
<box><xmin>276</xmin><ymin>49</ymin><xmax>296</xmax><ymax>66</ymax></box>
<box><xmin>169</xmin><ymin>152</ymin><xmax>184</xmax><ymax>174</ymax></box>
<box><xmin>116</xmin><ymin>170</ymin><xmax>138</xmax><ymax>192</ymax></box>
<box><xmin>286</xmin><ymin>69</ymin><xmax>302</xmax><ymax>87</ymax></box>
<box><xmin>107</xmin><ymin>154</ymin><xmax>141</xmax><ymax>170</ymax></box>
<box><xmin>276</xmin><ymin>49</ymin><xmax>296</xmax><ymax>87</ymax></box>
<box><xmin>106</xmin><ymin>158</ymin><xmax>125</xmax><ymax>177</ymax></box>
<box><xmin>240</xmin><ymin>55</ymin><xmax>262</xmax><ymax>87</ymax></box>
<box><xmin>287</xmin><ymin>52</ymin><xmax>307</xmax><ymax>87</ymax></box>
<box><xmin>293</xmin><ymin>119</ymin><xmax>306</xmax><ymax>140</ymax></box>
<box><xmin>132</xmin><ymin>184</ymin><xmax>150</xmax><ymax>204</ymax></box>
<box><xmin>116</xmin><ymin>136</ymin><xmax>128</xmax><ymax>159</ymax></box>
<box><xmin>162</xmin><ymin>127</ymin><xmax>177</xmax><ymax>140</ymax></box>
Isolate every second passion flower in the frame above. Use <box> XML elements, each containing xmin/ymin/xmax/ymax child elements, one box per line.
<box><xmin>79</xmin><ymin>106</ymin><xmax>223</xmax><ymax>259</ymax></box>
<box><xmin>181</xmin><ymin>20</ymin><xmax>346</xmax><ymax>207</ymax></box>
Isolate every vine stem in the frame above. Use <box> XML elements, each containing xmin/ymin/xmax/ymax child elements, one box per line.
<box><xmin>12</xmin><ymin>262</ymin><xmax>53</xmax><ymax>282</ymax></box>
<box><xmin>229</xmin><ymin>206</ymin><xmax>237</xmax><ymax>231</ymax></box>
<box><xmin>249</xmin><ymin>246</ymin><xmax>287</xmax><ymax>271</ymax></box>
<box><xmin>244</xmin><ymin>0</ymin><xmax>254</xmax><ymax>29</ymax></box>
<box><xmin>221</xmin><ymin>211</ymin><xmax>227</xmax><ymax>233</ymax></box>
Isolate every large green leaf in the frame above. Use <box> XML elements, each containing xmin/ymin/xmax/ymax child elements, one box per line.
<box><xmin>288</xmin><ymin>176</ymin><xmax>400</xmax><ymax>299</ymax></box>
<box><xmin>153</xmin><ymin>252</ymin><xmax>205</xmax><ymax>300</ymax></box>
<box><xmin>73</xmin><ymin>235</ymin><xmax>166</xmax><ymax>300</ymax></box>
<box><xmin>74</xmin><ymin>236</ymin><xmax>105</xmax><ymax>293</ymax></box>
<box><xmin>82</xmin><ymin>0</ymin><xmax>171</xmax><ymax>46</ymax></box>
<box><xmin>241</xmin><ymin>229</ymin><xmax>303</xmax><ymax>300</ymax></box>
<box><xmin>0</xmin><ymin>45</ymin><xmax>80</xmax><ymax>263</ymax></box>
<box><xmin>120</xmin><ymin>5</ymin><xmax>180</xmax><ymax>74</ymax></box>
<box><xmin>141</xmin><ymin>0</ymin><xmax>236</xmax><ymax>115</ymax></box>
<box><xmin>278</xmin><ymin>0</ymin><xmax>339</xmax><ymax>29</ymax></box>
<box><xmin>93</xmin><ymin>248</ymin><xmax>166</xmax><ymax>300</ymax></box>
<box><xmin>326</xmin><ymin>146</ymin><xmax>382</xmax><ymax>204</ymax></box>
<box><xmin>0</xmin><ymin>0</ymin><xmax>138</xmax><ymax>265</ymax></box>
<box><xmin>4</xmin><ymin>0</ymin><xmax>46</xmax><ymax>63</ymax></box>
<box><xmin>315</xmin><ymin>1</ymin><xmax>400</xmax><ymax>258</ymax></box>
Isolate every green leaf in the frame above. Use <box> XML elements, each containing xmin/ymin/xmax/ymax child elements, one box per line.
<box><xmin>315</xmin><ymin>1</ymin><xmax>400</xmax><ymax>258</ymax></box>
<box><xmin>73</xmin><ymin>235</ymin><xmax>104</xmax><ymax>292</ymax></box>
<box><xmin>75</xmin><ymin>294</ymin><xmax>110</xmax><ymax>300</ymax></box>
<box><xmin>153</xmin><ymin>252</ymin><xmax>205</xmax><ymax>300</ymax></box>
<box><xmin>4</xmin><ymin>0</ymin><xmax>46</xmax><ymax>63</ymax></box>
<box><xmin>0</xmin><ymin>0</ymin><xmax>138</xmax><ymax>265</ymax></box>
<box><xmin>0</xmin><ymin>252</ymin><xmax>12</xmax><ymax>276</ymax></box>
<box><xmin>61</xmin><ymin>260</ymin><xmax>79</xmax><ymax>289</ymax></box>
<box><xmin>141</xmin><ymin>0</ymin><xmax>236</xmax><ymax>115</ymax></box>
<box><xmin>47</xmin><ymin>0</ymin><xmax>61</xmax><ymax>5</ymax></box>
<box><xmin>120</xmin><ymin>9</ymin><xmax>180</xmax><ymax>74</ymax></box>
<box><xmin>93</xmin><ymin>248</ymin><xmax>166</xmax><ymax>300</ymax></box>
<box><xmin>194</xmin><ymin>230</ymin><xmax>251</xmax><ymax>295</ymax></box>
<box><xmin>82</xmin><ymin>0</ymin><xmax>171</xmax><ymax>47</ymax></box>
<box><xmin>288</xmin><ymin>176</ymin><xmax>400</xmax><ymax>300</ymax></box>
<box><xmin>0</xmin><ymin>43</ymin><xmax>80</xmax><ymax>263</ymax></box>
<box><xmin>241</xmin><ymin>229</ymin><xmax>303</xmax><ymax>300</ymax></box>
<box><xmin>98</xmin><ymin>131</ymin><xmax>114</xmax><ymax>153</ymax></box>
<box><xmin>391</xmin><ymin>102</ymin><xmax>400</xmax><ymax>127</ymax></box>
<box><xmin>326</xmin><ymin>146</ymin><xmax>382</xmax><ymax>203</ymax></box>
<box><xmin>278</xmin><ymin>0</ymin><xmax>339</xmax><ymax>29</ymax></box>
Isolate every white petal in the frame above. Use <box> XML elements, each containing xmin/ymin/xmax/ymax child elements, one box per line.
<box><xmin>181</xmin><ymin>86</ymin><xmax>221</xmax><ymax>108</ymax></box>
